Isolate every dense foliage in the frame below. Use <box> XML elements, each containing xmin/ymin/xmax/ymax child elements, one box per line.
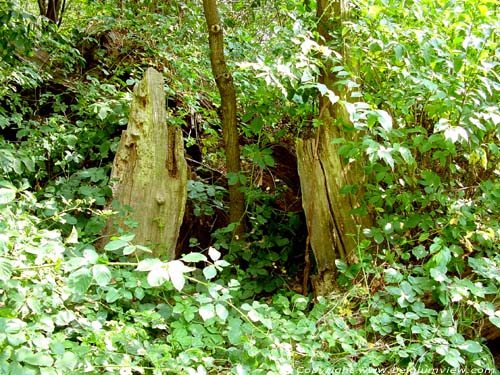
<box><xmin>1</xmin><ymin>0</ymin><xmax>499</xmax><ymax>374</ymax></box>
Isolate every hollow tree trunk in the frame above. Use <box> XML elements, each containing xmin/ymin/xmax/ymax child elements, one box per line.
<box><xmin>202</xmin><ymin>0</ymin><xmax>245</xmax><ymax>235</ymax></box>
<box><xmin>102</xmin><ymin>67</ymin><xmax>187</xmax><ymax>259</ymax></box>
<box><xmin>297</xmin><ymin>0</ymin><xmax>371</xmax><ymax>295</ymax></box>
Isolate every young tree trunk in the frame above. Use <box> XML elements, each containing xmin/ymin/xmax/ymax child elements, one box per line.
<box><xmin>202</xmin><ymin>0</ymin><xmax>245</xmax><ymax>235</ymax></box>
<box><xmin>37</xmin><ymin>0</ymin><xmax>66</xmax><ymax>26</ymax></box>
<box><xmin>101</xmin><ymin>68</ymin><xmax>187</xmax><ymax>259</ymax></box>
<box><xmin>297</xmin><ymin>0</ymin><xmax>372</xmax><ymax>295</ymax></box>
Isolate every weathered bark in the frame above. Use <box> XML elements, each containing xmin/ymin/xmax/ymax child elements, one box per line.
<box><xmin>297</xmin><ymin>0</ymin><xmax>371</xmax><ymax>295</ymax></box>
<box><xmin>202</xmin><ymin>0</ymin><xmax>245</xmax><ymax>235</ymax></box>
<box><xmin>102</xmin><ymin>67</ymin><xmax>187</xmax><ymax>259</ymax></box>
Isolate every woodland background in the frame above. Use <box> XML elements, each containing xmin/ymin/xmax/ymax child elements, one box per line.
<box><xmin>1</xmin><ymin>0</ymin><xmax>500</xmax><ymax>373</ymax></box>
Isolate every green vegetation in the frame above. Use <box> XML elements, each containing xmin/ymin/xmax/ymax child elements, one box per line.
<box><xmin>1</xmin><ymin>0</ymin><xmax>499</xmax><ymax>374</ymax></box>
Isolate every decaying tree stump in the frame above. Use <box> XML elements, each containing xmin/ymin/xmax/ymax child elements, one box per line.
<box><xmin>102</xmin><ymin>67</ymin><xmax>187</xmax><ymax>259</ymax></box>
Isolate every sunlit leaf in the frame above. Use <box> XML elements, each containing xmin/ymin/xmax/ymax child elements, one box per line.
<box><xmin>136</xmin><ymin>258</ymin><xmax>163</xmax><ymax>272</ymax></box>
<box><xmin>92</xmin><ymin>264</ymin><xmax>112</xmax><ymax>287</ymax></box>
<box><xmin>0</xmin><ymin>258</ymin><xmax>13</xmax><ymax>281</ymax></box>
<box><xmin>208</xmin><ymin>247</ymin><xmax>221</xmax><ymax>261</ymax></box>
<box><xmin>104</xmin><ymin>239</ymin><xmax>128</xmax><ymax>251</ymax></box>
<box><xmin>0</xmin><ymin>187</ymin><xmax>15</xmax><ymax>204</ymax></box>
<box><xmin>203</xmin><ymin>265</ymin><xmax>217</xmax><ymax>280</ymax></box>
<box><xmin>199</xmin><ymin>304</ymin><xmax>215</xmax><ymax>321</ymax></box>
<box><xmin>147</xmin><ymin>263</ymin><xmax>170</xmax><ymax>287</ymax></box>
<box><xmin>215</xmin><ymin>303</ymin><xmax>228</xmax><ymax>321</ymax></box>
<box><xmin>181</xmin><ymin>252</ymin><xmax>207</xmax><ymax>262</ymax></box>
<box><xmin>166</xmin><ymin>260</ymin><xmax>193</xmax><ymax>291</ymax></box>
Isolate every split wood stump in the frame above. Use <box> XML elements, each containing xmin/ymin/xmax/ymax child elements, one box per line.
<box><xmin>102</xmin><ymin>67</ymin><xmax>187</xmax><ymax>259</ymax></box>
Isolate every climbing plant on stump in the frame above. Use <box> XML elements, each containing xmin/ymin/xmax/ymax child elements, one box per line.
<box><xmin>297</xmin><ymin>0</ymin><xmax>372</xmax><ymax>295</ymax></box>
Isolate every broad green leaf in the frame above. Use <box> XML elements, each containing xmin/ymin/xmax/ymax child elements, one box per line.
<box><xmin>442</xmin><ymin>348</ymin><xmax>464</xmax><ymax>368</ymax></box>
<box><xmin>65</xmin><ymin>226</ymin><xmax>79</xmax><ymax>244</ymax></box>
<box><xmin>384</xmin><ymin>268</ymin><xmax>403</xmax><ymax>283</ymax></box>
<box><xmin>458</xmin><ymin>340</ymin><xmax>482</xmax><ymax>354</ymax></box>
<box><xmin>105</xmin><ymin>287</ymin><xmax>120</xmax><ymax>303</ymax></box>
<box><xmin>67</xmin><ymin>268</ymin><xmax>92</xmax><ymax>294</ymax></box>
<box><xmin>203</xmin><ymin>265</ymin><xmax>217</xmax><ymax>280</ymax></box>
<box><xmin>430</xmin><ymin>266</ymin><xmax>449</xmax><ymax>282</ymax></box>
<box><xmin>376</xmin><ymin>110</ymin><xmax>393</xmax><ymax>132</ymax></box>
<box><xmin>208</xmin><ymin>247</ymin><xmax>221</xmax><ymax>261</ymax></box>
<box><xmin>398</xmin><ymin>146</ymin><xmax>415</xmax><ymax>165</ymax></box>
<box><xmin>181</xmin><ymin>252</ymin><xmax>207</xmax><ymax>263</ymax></box>
<box><xmin>147</xmin><ymin>263</ymin><xmax>170</xmax><ymax>287</ymax></box>
<box><xmin>122</xmin><ymin>245</ymin><xmax>137</xmax><ymax>255</ymax></box>
<box><xmin>166</xmin><ymin>260</ymin><xmax>190</xmax><ymax>291</ymax></box>
<box><xmin>134</xmin><ymin>287</ymin><xmax>145</xmax><ymax>300</ymax></box>
<box><xmin>247</xmin><ymin>309</ymin><xmax>260</xmax><ymax>322</ymax></box>
<box><xmin>54</xmin><ymin>352</ymin><xmax>78</xmax><ymax>371</ymax></box>
<box><xmin>215</xmin><ymin>259</ymin><xmax>230</xmax><ymax>268</ymax></box>
<box><xmin>5</xmin><ymin>319</ymin><xmax>26</xmax><ymax>334</ymax></box>
<box><xmin>83</xmin><ymin>248</ymin><xmax>99</xmax><ymax>264</ymax></box>
<box><xmin>215</xmin><ymin>303</ymin><xmax>228</xmax><ymax>321</ymax></box>
<box><xmin>489</xmin><ymin>316</ymin><xmax>500</xmax><ymax>329</ymax></box>
<box><xmin>104</xmin><ymin>239</ymin><xmax>128</xmax><ymax>251</ymax></box>
<box><xmin>119</xmin><ymin>233</ymin><xmax>136</xmax><ymax>242</ymax></box>
<box><xmin>21</xmin><ymin>350</ymin><xmax>54</xmax><ymax>367</ymax></box>
<box><xmin>54</xmin><ymin>310</ymin><xmax>76</xmax><ymax>326</ymax></box>
<box><xmin>199</xmin><ymin>304</ymin><xmax>215</xmax><ymax>321</ymax></box>
<box><xmin>377</xmin><ymin>146</ymin><xmax>394</xmax><ymax>170</ymax></box>
<box><xmin>444</xmin><ymin>126</ymin><xmax>468</xmax><ymax>144</ymax></box>
<box><xmin>0</xmin><ymin>187</ymin><xmax>15</xmax><ymax>204</ymax></box>
<box><xmin>92</xmin><ymin>264</ymin><xmax>111</xmax><ymax>286</ymax></box>
<box><xmin>0</xmin><ymin>258</ymin><xmax>13</xmax><ymax>281</ymax></box>
<box><xmin>136</xmin><ymin>258</ymin><xmax>163</xmax><ymax>272</ymax></box>
<box><xmin>227</xmin><ymin>172</ymin><xmax>239</xmax><ymax>185</ymax></box>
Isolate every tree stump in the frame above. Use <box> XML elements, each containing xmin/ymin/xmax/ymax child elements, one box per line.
<box><xmin>102</xmin><ymin>67</ymin><xmax>187</xmax><ymax>259</ymax></box>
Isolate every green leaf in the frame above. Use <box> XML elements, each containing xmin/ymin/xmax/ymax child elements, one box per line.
<box><xmin>104</xmin><ymin>239</ymin><xmax>128</xmax><ymax>251</ymax></box>
<box><xmin>203</xmin><ymin>265</ymin><xmax>217</xmax><ymax>280</ymax></box>
<box><xmin>375</xmin><ymin>110</ymin><xmax>393</xmax><ymax>132</ymax></box>
<box><xmin>0</xmin><ymin>258</ymin><xmax>13</xmax><ymax>281</ymax></box>
<box><xmin>384</xmin><ymin>268</ymin><xmax>403</xmax><ymax>283</ymax></box>
<box><xmin>442</xmin><ymin>348</ymin><xmax>464</xmax><ymax>368</ymax></box>
<box><xmin>227</xmin><ymin>172</ymin><xmax>239</xmax><ymax>185</ymax></box>
<box><xmin>489</xmin><ymin>316</ymin><xmax>500</xmax><ymax>329</ymax></box>
<box><xmin>208</xmin><ymin>247</ymin><xmax>221</xmax><ymax>261</ymax></box>
<box><xmin>119</xmin><ymin>233</ymin><xmax>136</xmax><ymax>242</ymax></box>
<box><xmin>136</xmin><ymin>258</ymin><xmax>163</xmax><ymax>272</ymax></box>
<box><xmin>5</xmin><ymin>318</ymin><xmax>26</xmax><ymax>334</ymax></box>
<box><xmin>65</xmin><ymin>226</ymin><xmax>79</xmax><ymax>244</ymax></box>
<box><xmin>92</xmin><ymin>264</ymin><xmax>111</xmax><ymax>287</ymax></box>
<box><xmin>67</xmin><ymin>268</ymin><xmax>92</xmax><ymax>294</ymax></box>
<box><xmin>181</xmin><ymin>253</ymin><xmax>207</xmax><ymax>262</ymax></box>
<box><xmin>0</xmin><ymin>186</ymin><xmax>16</xmax><ymax>204</ymax></box>
<box><xmin>247</xmin><ymin>309</ymin><xmax>260</xmax><ymax>322</ymax></box>
<box><xmin>22</xmin><ymin>352</ymin><xmax>54</xmax><ymax>367</ymax></box>
<box><xmin>215</xmin><ymin>259</ymin><xmax>230</xmax><ymax>268</ymax></box>
<box><xmin>106</xmin><ymin>287</ymin><xmax>120</xmax><ymax>303</ymax></box>
<box><xmin>122</xmin><ymin>245</ymin><xmax>137</xmax><ymax>255</ymax></box>
<box><xmin>166</xmin><ymin>260</ymin><xmax>190</xmax><ymax>291</ymax></box>
<box><xmin>458</xmin><ymin>340</ymin><xmax>483</xmax><ymax>354</ymax></box>
<box><xmin>199</xmin><ymin>304</ymin><xmax>215</xmax><ymax>321</ymax></box>
<box><xmin>54</xmin><ymin>352</ymin><xmax>78</xmax><ymax>371</ymax></box>
<box><xmin>215</xmin><ymin>303</ymin><xmax>229</xmax><ymax>321</ymax></box>
<box><xmin>412</xmin><ymin>245</ymin><xmax>428</xmax><ymax>259</ymax></box>
<box><xmin>147</xmin><ymin>263</ymin><xmax>169</xmax><ymax>287</ymax></box>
